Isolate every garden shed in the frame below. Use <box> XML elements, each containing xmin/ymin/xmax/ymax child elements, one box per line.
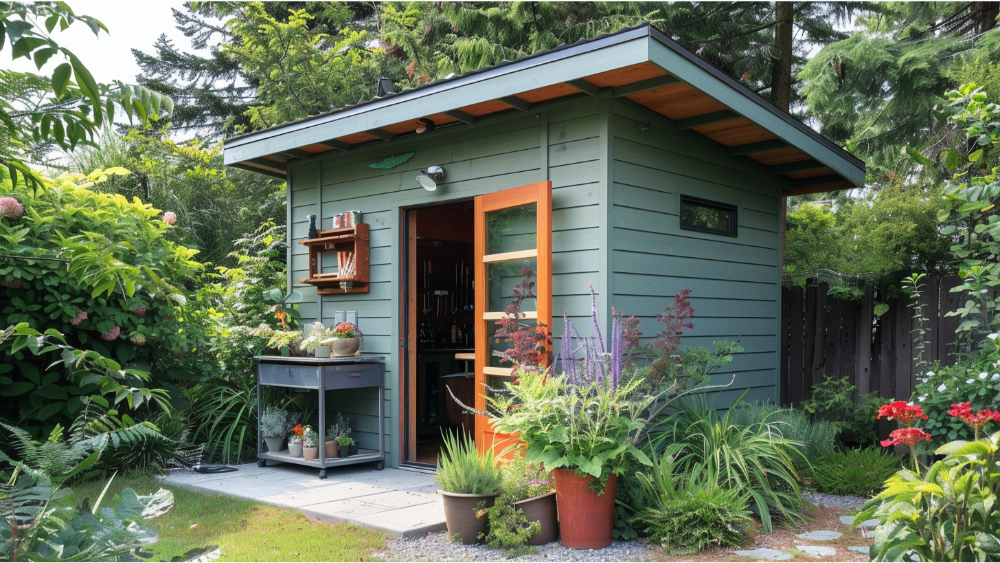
<box><xmin>224</xmin><ymin>23</ymin><xmax>865</xmax><ymax>470</ymax></box>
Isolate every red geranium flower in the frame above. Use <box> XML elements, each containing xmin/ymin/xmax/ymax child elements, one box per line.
<box><xmin>877</xmin><ymin>401</ymin><xmax>928</xmax><ymax>427</ymax></box>
<box><xmin>947</xmin><ymin>402</ymin><xmax>1000</xmax><ymax>436</ymax></box>
<box><xmin>881</xmin><ymin>427</ymin><xmax>931</xmax><ymax>449</ymax></box>
<box><xmin>291</xmin><ymin>424</ymin><xmax>304</xmax><ymax>437</ymax></box>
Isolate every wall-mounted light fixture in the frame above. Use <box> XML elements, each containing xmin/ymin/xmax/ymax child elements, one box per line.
<box><xmin>415</xmin><ymin>118</ymin><xmax>435</xmax><ymax>134</ymax></box>
<box><xmin>416</xmin><ymin>166</ymin><xmax>445</xmax><ymax>191</ymax></box>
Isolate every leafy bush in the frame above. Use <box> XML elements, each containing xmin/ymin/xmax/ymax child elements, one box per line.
<box><xmin>630</xmin><ymin>444</ymin><xmax>749</xmax><ymax>553</ymax></box>
<box><xmin>479</xmin><ymin>453</ymin><xmax>553</xmax><ymax>554</ymax></box>
<box><xmin>436</xmin><ymin>430</ymin><xmax>502</xmax><ymax>495</ymax></box>
<box><xmin>913</xmin><ymin>358</ymin><xmax>1000</xmax><ymax>447</ymax></box>
<box><xmin>728</xmin><ymin>402</ymin><xmax>836</xmax><ymax>476</ymax></box>
<box><xmin>657</xmin><ymin>395</ymin><xmax>807</xmax><ymax>532</ymax></box>
<box><xmin>812</xmin><ymin>446</ymin><xmax>902</xmax><ymax>498</ymax></box>
<box><xmin>858</xmin><ymin>433</ymin><xmax>1000</xmax><ymax>561</ymax></box>
<box><xmin>800</xmin><ymin>376</ymin><xmax>881</xmax><ymax>445</ymax></box>
<box><xmin>0</xmin><ymin>170</ymin><xmax>208</xmax><ymax>436</ymax></box>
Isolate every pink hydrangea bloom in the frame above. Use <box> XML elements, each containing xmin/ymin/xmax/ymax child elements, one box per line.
<box><xmin>0</xmin><ymin>197</ymin><xmax>24</xmax><ymax>219</ymax></box>
<box><xmin>163</xmin><ymin>211</ymin><xmax>177</xmax><ymax>225</ymax></box>
<box><xmin>101</xmin><ymin>326</ymin><xmax>121</xmax><ymax>341</ymax></box>
<box><xmin>70</xmin><ymin>311</ymin><xmax>88</xmax><ymax>326</ymax></box>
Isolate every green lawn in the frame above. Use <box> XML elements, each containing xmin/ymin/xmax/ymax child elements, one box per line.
<box><xmin>67</xmin><ymin>473</ymin><xmax>387</xmax><ymax>562</ymax></box>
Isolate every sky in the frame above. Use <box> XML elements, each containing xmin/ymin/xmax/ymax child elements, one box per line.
<box><xmin>6</xmin><ymin>0</ymin><xmax>191</xmax><ymax>85</ymax></box>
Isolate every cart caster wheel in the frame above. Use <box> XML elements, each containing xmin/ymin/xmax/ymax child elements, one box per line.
<box><xmin>257</xmin><ymin>460</ymin><xmax>266</xmax><ymax>467</ymax></box>
<box><xmin>319</xmin><ymin>470</ymin><xmax>327</xmax><ymax>479</ymax></box>
<box><xmin>375</xmin><ymin>461</ymin><xmax>385</xmax><ymax>471</ymax></box>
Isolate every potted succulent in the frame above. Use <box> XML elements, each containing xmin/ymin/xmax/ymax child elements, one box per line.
<box><xmin>287</xmin><ymin>424</ymin><xmax>304</xmax><ymax>457</ymax></box>
<box><xmin>337</xmin><ymin>435</ymin><xmax>355</xmax><ymax>458</ymax></box>
<box><xmin>260</xmin><ymin>406</ymin><xmax>292</xmax><ymax>453</ymax></box>
<box><xmin>300</xmin><ymin>323</ymin><xmax>334</xmax><ymax>358</ymax></box>
<box><xmin>437</xmin><ymin>430</ymin><xmax>503</xmax><ymax>545</ymax></box>
<box><xmin>480</xmin><ymin>452</ymin><xmax>558</xmax><ymax>550</ymax></box>
<box><xmin>302</xmin><ymin>426</ymin><xmax>319</xmax><ymax>460</ymax></box>
<box><xmin>323</xmin><ymin>322</ymin><xmax>363</xmax><ymax>357</ymax></box>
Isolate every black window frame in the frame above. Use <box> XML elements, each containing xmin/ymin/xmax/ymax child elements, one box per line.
<box><xmin>679</xmin><ymin>195</ymin><xmax>738</xmax><ymax>237</ymax></box>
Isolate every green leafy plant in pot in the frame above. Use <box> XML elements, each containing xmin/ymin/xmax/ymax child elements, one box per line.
<box><xmin>302</xmin><ymin>426</ymin><xmax>319</xmax><ymax>460</ymax></box>
<box><xmin>326</xmin><ymin>412</ymin><xmax>350</xmax><ymax>459</ymax></box>
<box><xmin>260</xmin><ymin>406</ymin><xmax>293</xmax><ymax>453</ymax></box>
<box><xmin>480</xmin><ymin>451</ymin><xmax>557</xmax><ymax>554</ymax></box>
<box><xmin>337</xmin><ymin>435</ymin><xmax>355</xmax><ymax>458</ymax></box>
<box><xmin>436</xmin><ymin>430</ymin><xmax>502</xmax><ymax>545</ymax></box>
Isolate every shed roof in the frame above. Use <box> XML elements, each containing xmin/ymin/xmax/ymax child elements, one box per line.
<box><xmin>224</xmin><ymin>24</ymin><xmax>865</xmax><ymax>195</ymax></box>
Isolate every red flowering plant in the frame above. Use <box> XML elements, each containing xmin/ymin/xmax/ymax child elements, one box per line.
<box><xmin>878</xmin><ymin>401</ymin><xmax>931</xmax><ymax>470</ymax></box>
<box><xmin>328</xmin><ymin>322</ymin><xmax>361</xmax><ymax>339</ymax></box>
<box><xmin>877</xmin><ymin>401</ymin><xmax>929</xmax><ymax>427</ymax></box>
<box><xmin>947</xmin><ymin>402</ymin><xmax>1000</xmax><ymax>440</ymax></box>
<box><xmin>289</xmin><ymin>423</ymin><xmax>305</xmax><ymax>445</ymax></box>
<box><xmin>492</xmin><ymin>268</ymin><xmax>550</xmax><ymax>372</ymax></box>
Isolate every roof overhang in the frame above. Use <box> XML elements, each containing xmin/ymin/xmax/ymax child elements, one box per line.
<box><xmin>224</xmin><ymin>25</ymin><xmax>865</xmax><ymax>194</ymax></box>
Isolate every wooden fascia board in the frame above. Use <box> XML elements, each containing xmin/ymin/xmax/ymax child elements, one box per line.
<box><xmin>223</xmin><ymin>29</ymin><xmax>650</xmax><ymax>165</ymax></box>
<box><xmin>646</xmin><ymin>35</ymin><xmax>865</xmax><ymax>187</ymax></box>
<box><xmin>768</xmin><ymin>159</ymin><xmax>823</xmax><ymax>174</ymax></box>
<box><xmin>246</xmin><ymin>157</ymin><xmax>286</xmax><ymax>173</ymax></box>
<box><xmin>231</xmin><ymin>162</ymin><xmax>287</xmax><ymax>179</ymax></box>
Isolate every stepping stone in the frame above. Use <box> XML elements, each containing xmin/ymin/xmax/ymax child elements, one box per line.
<box><xmin>796</xmin><ymin>530</ymin><xmax>842</xmax><ymax>541</ymax></box>
<box><xmin>796</xmin><ymin>545</ymin><xmax>837</xmax><ymax>558</ymax></box>
<box><xmin>733</xmin><ymin>548</ymin><xmax>793</xmax><ymax>560</ymax></box>
<box><xmin>840</xmin><ymin>515</ymin><xmax>880</xmax><ymax>528</ymax></box>
<box><xmin>848</xmin><ymin>546</ymin><xmax>870</xmax><ymax>554</ymax></box>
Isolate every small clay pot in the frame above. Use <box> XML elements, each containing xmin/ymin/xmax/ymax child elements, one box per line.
<box><xmin>440</xmin><ymin>491</ymin><xmax>499</xmax><ymax>545</ymax></box>
<box><xmin>303</xmin><ymin>446</ymin><xmax>319</xmax><ymax>461</ymax></box>
<box><xmin>325</xmin><ymin>440</ymin><xmax>340</xmax><ymax>458</ymax></box>
<box><xmin>513</xmin><ymin>491</ymin><xmax>558</xmax><ymax>545</ymax></box>
<box><xmin>331</xmin><ymin>337</ymin><xmax>360</xmax><ymax>357</ymax></box>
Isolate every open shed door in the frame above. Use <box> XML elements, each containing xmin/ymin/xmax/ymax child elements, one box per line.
<box><xmin>473</xmin><ymin>181</ymin><xmax>552</xmax><ymax>454</ymax></box>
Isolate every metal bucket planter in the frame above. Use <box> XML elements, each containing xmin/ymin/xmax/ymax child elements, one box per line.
<box><xmin>264</xmin><ymin>437</ymin><xmax>285</xmax><ymax>453</ymax></box>
<box><xmin>331</xmin><ymin>337</ymin><xmax>360</xmax><ymax>357</ymax></box>
<box><xmin>513</xmin><ymin>491</ymin><xmax>559</xmax><ymax>545</ymax></box>
<box><xmin>440</xmin><ymin>491</ymin><xmax>499</xmax><ymax>545</ymax></box>
<box><xmin>552</xmin><ymin>469</ymin><xmax>616</xmax><ymax>549</ymax></box>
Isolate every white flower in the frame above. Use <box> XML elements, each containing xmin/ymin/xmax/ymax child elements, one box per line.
<box><xmin>994</xmin><ymin>374</ymin><xmax>1000</xmax><ymax>381</ymax></box>
<box><xmin>927</xmin><ymin>370</ymin><xmax>935</xmax><ymax>377</ymax></box>
<box><xmin>988</xmin><ymin>333</ymin><xmax>999</xmax><ymax>340</ymax></box>
<box><xmin>967</xmin><ymin>379</ymin><xmax>975</xmax><ymax>384</ymax></box>
<box><xmin>938</xmin><ymin>384</ymin><xmax>947</xmax><ymax>392</ymax></box>
<box><xmin>918</xmin><ymin>396</ymin><xmax>927</xmax><ymax>402</ymax></box>
<box><xmin>982</xmin><ymin>289</ymin><xmax>990</xmax><ymax>294</ymax></box>
<box><xmin>981</xmin><ymin>372</ymin><xmax>989</xmax><ymax>380</ymax></box>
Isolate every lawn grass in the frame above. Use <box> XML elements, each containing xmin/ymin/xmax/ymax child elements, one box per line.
<box><xmin>67</xmin><ymin>473</ymin><xmax>387</xmax><ymax>562</ymax></box>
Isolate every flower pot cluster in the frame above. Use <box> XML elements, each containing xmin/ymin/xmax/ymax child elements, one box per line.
<box><xmin>260</xmin><ymin>407</ymin><xmax>357</xmax><ymax>460</ymax></box>
<box><xmin>299</xmin><ymin>322</ymin><xmax>363</xmax><ymax>357</ymax></box>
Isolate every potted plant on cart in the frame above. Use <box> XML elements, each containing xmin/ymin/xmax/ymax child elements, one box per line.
<box><xmin>288</xmin><ymin>424</ymin><xmax>304</xmax><ymax>457</ymax></box>
<box><xmin>326</xmin><ymin>412</ymin><xmax>349</xmax><ymax>459</ymax></box>
<box><xmin>337</xmin><ymin>435</ymin><xmax>355</xmax><ymax>458</ymax></box>
<box><xmin>437</xmin><ymin>429</ymin><xmax>503</xmax><ymax>545</ymax></box>
<box><xmin>261</xmin><ymin>406</ymin><xmax>292</xmax><ymax>453</ymax></box>
<box><xmin>302</xmin><ymin>426</ymin><xmax>319</xmax><ymax>460</ymax></box>
<box><xmin>300</xmin><ymin>324</ymin><xmax>334</xmax><ymax>358</ymax></box>
<box><xmin>323</xmin><ymin>322</ymin><xmax>363</xmax><ymax>357</ymax></box>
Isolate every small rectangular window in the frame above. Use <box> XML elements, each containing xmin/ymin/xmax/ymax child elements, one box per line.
<box><xmin>680</xmin><ymin>195</ymin><xmax>737</xmax><ymax>237</ymax></box>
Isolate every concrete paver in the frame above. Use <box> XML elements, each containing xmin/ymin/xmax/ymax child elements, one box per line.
<box><xmin>163</xmin><ymin>462</ymin><xmax>443</xmax><ymax>537</ymax></box>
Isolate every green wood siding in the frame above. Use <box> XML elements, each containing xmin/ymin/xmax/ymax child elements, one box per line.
<box><xmin>286</xmin><ymin>98</ymin><xmax>608</xmax><ymax>467</ymax></box>
<box><xmin>609</xmin><ymin>99</ymin><xmax>783</xmax><ymax>408</ymax></box>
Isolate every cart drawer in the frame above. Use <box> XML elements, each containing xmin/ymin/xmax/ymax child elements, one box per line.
<box><xmin>323</xmin><ymin>363</ymin><xmax>381</xmax><ymax>389</ymax></box>
<box><xmin>259</xmin><ymin>364</ymin><xmax>321</xmax><ymax>387</ymax></box>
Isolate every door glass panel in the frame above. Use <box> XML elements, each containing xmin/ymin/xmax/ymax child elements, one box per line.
<box><xmin>487</xmin><ymin>318</ymin><xmax>541</xmax><ymax>369</ymax></box>
<box><xmin>486</xmin><ymin>203</ymin><xmax>537</xmax><ymax>254</ymax></box>
<box><xmin>487</xmin><ymin>258</ymin><xmax>538</xmax><ymax>313</ymax></box>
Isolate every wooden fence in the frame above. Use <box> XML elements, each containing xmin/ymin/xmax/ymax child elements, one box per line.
<box><xmin>780</xmin><ymin>275</ymin><xmax>965</xmax><ymax>407</ymax></box>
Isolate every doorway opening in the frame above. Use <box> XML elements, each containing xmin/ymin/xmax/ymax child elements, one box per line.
<box><xmin>403</xmin><ymin>200</ymin><xmax>476</xmax><ymax>467</ymax></box>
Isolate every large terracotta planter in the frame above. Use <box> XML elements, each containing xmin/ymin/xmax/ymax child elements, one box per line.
<box><xmin>325</xmin><ymin>440</ymin><xmax>340</xmax><ymax>458</ymax></box>
<box><xmin>263</xmin><ymin>437</ymin><xmax>284</xmax><ymax>453</ymax></box>
<box><xmin>439</xmin><ymin>491</ymin><xmax>499</xmax><ymax>545</ymax></box>
<box><xmin>331</xmin><ymin>337</ymin><xmax>360</xmax><ymax>357</ymax></box>
<box><xmin>552</xmin><ymin>468</ymin><xmax>617</xmax><ymax>550</ymax></box>
<box><xmin>513</xmin><ymin>491</ymin><xmax>558</xmax><ymax>545</ymax></box>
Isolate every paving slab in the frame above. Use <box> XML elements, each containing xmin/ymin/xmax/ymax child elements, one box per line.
<box><xmin>796</xmin><ymin>545</ymin><xmax>837</xmax><ymax>558</ymax></box>
<box><xmin>848</xmin><ymin>546</ymin><xmax>870</xmax><ymax>554</ymax></box>
<box><xmin>733</xmin><ymin>548</ymin><xmax>793</xmax><ymax>560</ymax></box>
<box><xmin>795</xmin><ymin>530</ymin><xmax>842</xmax><ymax>541</ymax></box>
<box><xmin>162</xmin><ymin>463</ymin><xmax>443</xmax><ymax>537</ymax></box>
<box><xmin>839</xmin><ymin>515</ymin><xmax>879</xmax><ymax>528</ymax></box>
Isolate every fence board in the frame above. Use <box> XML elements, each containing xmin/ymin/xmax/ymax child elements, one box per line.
<box><xmin>780</xmin><ymin>286</ymin><xmax>789</xmax><ymax>406</ymax></box>
<box><xmin>787</xmin><ymin>286</ymin><xmax>805</xmax><ymax>407</ymax></box>
<box><xmin>855</xmin><ymin>288</ymin><xmax>873</xmax><ymax>397</ymax></box>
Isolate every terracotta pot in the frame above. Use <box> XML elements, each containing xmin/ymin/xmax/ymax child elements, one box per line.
<box><xmin>314</xmin><ymin>345</ymin><xmax>332</xmax><ymax>358</ymax></box>
<box><xmin>440</xmin><ymin>491</ymin><xmax>499</xmax><ymax>545</ymax></box>
<box><xmin>513</xmin><ymin>491</ymin><xmax>559</xmax><ymax>545</ymax></box>
<box><xmin>287</xmin><ymin>442</ymin><xmax>303</xmax><ymax>457</ymax></box>
<box><xmin>331</xmin><ymin>337</ymin><xmax>360</xmax><ymax>356</ymax></box>
<box><xmin>325</xmin><ymin>440</ymin><xmax>340</xmax><ymax>458</ymax></box>
<box><xmin>340</xmin><ymin>444</ymin><xmax>351</xmax><ymax>458</ymax></box>
<box><xmin>263</xmin><ymin>437</ymin><xmax>285</xmax><ymax>453</ymax></box>
<box><xmin>303</xmin><ymin>446</ymin><xmax>319</xmax><ymax>460</ymax></box>
<box><xmin>552</xmin><ymin>468</ymin><xmax>617</xmax><ymax>550</ymax></box>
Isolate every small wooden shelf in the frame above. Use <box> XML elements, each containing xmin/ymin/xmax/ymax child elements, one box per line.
<box><xmin>299</xmin><ymin>223</ymin><xmax>370</xmax><ymax>294</ymax></box>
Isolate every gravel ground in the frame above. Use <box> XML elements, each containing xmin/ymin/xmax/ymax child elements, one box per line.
<box><xmin>375</xmin><ymin>534</ymin><xmax>655</xmax><ymax>562</ymax></box>
<box><xmin>802</xmin><ymin>491</ymin><xmax>870</xmax><ymax>511</ymax></box>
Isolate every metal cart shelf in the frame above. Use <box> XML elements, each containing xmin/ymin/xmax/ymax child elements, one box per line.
<box><xmin>255</xmin><ymin>355</ymin><xmax>386</xmax><ymax>478</ymax></box>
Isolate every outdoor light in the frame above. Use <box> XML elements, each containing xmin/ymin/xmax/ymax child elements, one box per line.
<box><xmin>415</xmin><ymin>118</ymin><xmax>435</xmax><ymax>134</ymax></box>
<box><xmin>416</xmin><ymin>166</ymin><xmax>445</xmax><ymax>191</ymax></box>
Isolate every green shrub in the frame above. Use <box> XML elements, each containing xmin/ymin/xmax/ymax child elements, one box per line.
<box><xmin>728</xmin><ymin>402</ymin><xmax>836</xmax><ymax>476</ymax></box>
<box><xmin>812</xmin><ymin>446</ymin><xmax>902</xmax><ymax>498</ymax></box>
<box><xmin>436</xmin><ymin>430</ymin><xmax>502</xmax><ymax>495</ymax></box>
<box><xmin>656</xmin><ymin>394</ymin><xmax>807</xmax><ymax>532</ymax></box>
<box><xmin>630</xmin><ymin>444</ymin><xmax>749</xmax><ymax>553</ymax></box>
<box><xmin>913</xmin><ymin>356</ymin><xmax>1000</xmax><ymax>447</ymax></box>
<box><xmin>800</xmin><ymin>376</ymin><xmax>881</xmax><ymax>445</ymax></box>
<box><xmin>480</xmin><ymin>454</ymin><xmax>553</xmax><ymax>554</ymax></box>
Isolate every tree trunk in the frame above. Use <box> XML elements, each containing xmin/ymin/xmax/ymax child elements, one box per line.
<box><xmin>770</xmin><ymin>1</ymin><xmax>794</xmax><ymax>113</ymax></box>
